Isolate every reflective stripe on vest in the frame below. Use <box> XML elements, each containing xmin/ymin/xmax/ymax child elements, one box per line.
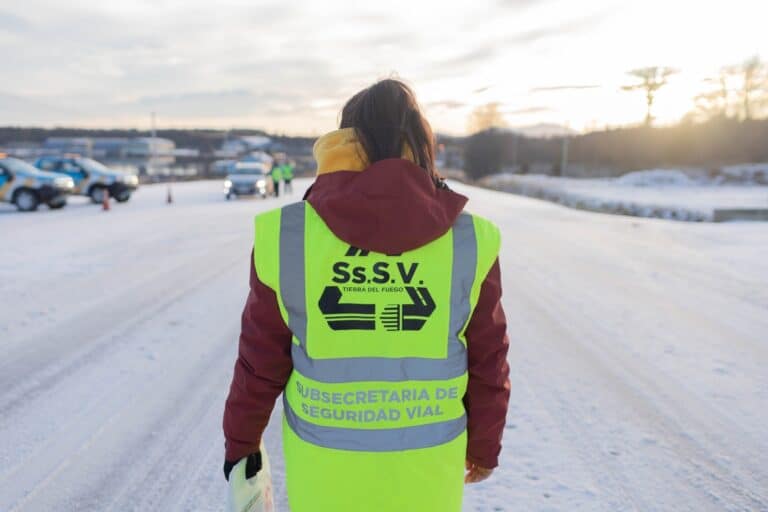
<box><xmin>283</xmin><ymin>396</ymin><xmax>467</xmax><ymax>452</ymax></box>
<box><xmin>278</xmin><ymin>202</ymin><xmax>477</xmax><ymax>384</ymax></box>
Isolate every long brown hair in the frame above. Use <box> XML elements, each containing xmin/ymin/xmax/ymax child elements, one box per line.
<box><xmin>340</xmin><ymin>79</ymin><xmax>441</xmax><ymax>183</ymax></box>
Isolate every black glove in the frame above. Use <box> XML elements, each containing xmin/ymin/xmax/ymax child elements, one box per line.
<box><xmin>224</xmin><ymin>452</ymin><xmax>262</xmax><ymax>481</ymax></box>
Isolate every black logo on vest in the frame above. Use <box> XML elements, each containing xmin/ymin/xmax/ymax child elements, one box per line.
<box><xmin>318</xmin><ymin>286</ymin><xmax>376</xmax><ymax>330</ymax></box>
<box><xmin>317</xmin><ymin>246</ymin><xmax>436</xmax><ymax>331</ymax></box>
<box><xmin>380</xmin><ymin>287</ymin><xmax>436</xmax><ymax>331</ymax></box>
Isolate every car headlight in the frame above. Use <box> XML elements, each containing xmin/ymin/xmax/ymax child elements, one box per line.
<box><xmin>257</xmin><ymin>179</ymin><xmax>266</xmax><ymax>187</ymax></box>
<box><xmin>54</xmin><ymin>177</ymin><xmax>74</xmax><ymax>189</ymax></box>
<box><xmin>115</xmin><ymin>174</ymin><xmax>138</xmax><ymax>185</ymax></box>
<box><xmin>224</xmin><ymin>179</ymin><xmax>233</xmax><ymax>189</ymax></box>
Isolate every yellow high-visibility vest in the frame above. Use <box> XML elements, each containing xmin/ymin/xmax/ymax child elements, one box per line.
<box><xmin>253</xmin><ymin>201</ymin><xmax>500</xmax><ymax>512</ymax></box>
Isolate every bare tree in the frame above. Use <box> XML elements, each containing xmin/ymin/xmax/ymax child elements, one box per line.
<box><xmin>731</xmin><ymin>55</ymin><xmax>768</xmax><ymax>120</ymax></box>
<box><xmin>694</xmin><ymin>70</ymin><xmax>731</xmax><ymax>121</ymax></box>
<box><xmin>467</xmin><ymin>102</ymin><xmax>508</xmax><ymax>134</ymax></box>
<box><xmin>622</xmin><ymin>67</ymin><xmax>677</xmax><ymax>126</ymax></box>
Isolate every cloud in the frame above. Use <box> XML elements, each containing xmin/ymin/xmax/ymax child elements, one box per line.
<box><xmin>131</xmin><ymin>89</ymin><xmax>296</xmax><ymax>117</ymax></box>
<box><xmin>0</xmin><ymin>92</ymin><xmax>73</xmax><ymax>124</ymax></box>
<box><xmin>244</xmin><ymin>2</ymin><xmax>299</xmax><ymax>24</ymax></box>
<box><xmin>428</xmin><ymin>12</ymin><xmax>609</xmax><ymax>81</ymax></box>
<box><xmin>0</xmin><ymin>1</ymin><xmax>619</xmax><ymax>133</ymax></box>
<box><xmin>497</xmin><ymin>0</ymin><xmax>546</xmax><ymax>7</ymax></box>
<box><xmin>530</xmin><ymin>84</ymin><xmax>601</xmax><ymax>92</ymax></box>
<box><xmin>426</xmin><ymin>100</ymin><xmax>466</xmax><ymax>110</ymax></box>
<box><xmin>505</xmin><ymin>14</ymin><xmax>605</xmax><ymax>45</ymax></box>
<box><xmin>0</xmin><ymin>9</ymin><xmax>32</xmax><ymax>32</ymax></box>
<box><xmin>365</xmin><ymin>31</ymin><xmax>422</xmax><ymax>47</ymax></box>
<box><xmin>428</xmin><ymin>46</ymin><xmax>497</xmax><ymax>78</ymax></box>
<box><xmin>504</xmin><ymin>106</ymin><xmax>553</xmax><ymax>115</ymax></box>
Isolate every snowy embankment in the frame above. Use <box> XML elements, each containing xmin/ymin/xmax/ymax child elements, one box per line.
<box><xmin>1</xmin><ymin>180</ymin><xmax>767</xmax><ymax>511</ymax></box>
<box><xmin>483</xmin><ymin>168</ymin><xmax>768</xmax><ymax>222</ymax></box>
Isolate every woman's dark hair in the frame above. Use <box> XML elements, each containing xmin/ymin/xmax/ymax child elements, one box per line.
<box><xmin>340</xmin><ymin>79</ymin><xmax>441</xmax><ymax>183</ymax></box>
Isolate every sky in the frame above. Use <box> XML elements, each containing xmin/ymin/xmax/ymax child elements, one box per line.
<box><xmin>0</xmin><ymin>0</ymin><xmax>766</xmax><ymax>135</ymax></box>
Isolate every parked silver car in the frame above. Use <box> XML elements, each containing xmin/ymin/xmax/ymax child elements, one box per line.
<box><xmin>224</xmin><ymin>158</ymin><xmax>273</xmax><ymax>200</ymax></box>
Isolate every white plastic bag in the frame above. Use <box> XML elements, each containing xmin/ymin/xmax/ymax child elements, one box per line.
<box><xmin>226</xmin><ymin>444</ymin><xmax>274</xmax><ymax>512</ymax></box>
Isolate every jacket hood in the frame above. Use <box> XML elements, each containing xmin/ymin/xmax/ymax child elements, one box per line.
<box><xmin>306</xmin><ymin>129</ymin><xmax>467</xmax><ymax>254</ymax></box>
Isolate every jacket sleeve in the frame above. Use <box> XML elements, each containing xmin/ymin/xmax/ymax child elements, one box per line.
<box><xmin>223</xmin><ymin>251</ymin><xmax>294</xmax><ymax>462</ymax></box>
<box><xmin>462</xmin><ymin>258</ymin><xmax>510</xmax><ymax>469</ymax></box>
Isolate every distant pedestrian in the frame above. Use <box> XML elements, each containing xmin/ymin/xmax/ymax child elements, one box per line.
<box><xmin>270</xmin><ymin>161</ymin><xmax>282</xmax><ymax>197</ymax></box>
<box><xmin>282</xmin><ymin>160</ymin><xmax>295</xmax><ymax>194</ymax></box>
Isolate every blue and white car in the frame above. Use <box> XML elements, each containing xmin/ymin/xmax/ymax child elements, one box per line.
<box><xmin>0</xmin><ymin>154</ymin><xmax>75</xmax><ymax>211</ymax></box>
<box><xmin>34</xmin><ymin>156</ymin><xmax>139</xmax><ymax>204</ymax></box>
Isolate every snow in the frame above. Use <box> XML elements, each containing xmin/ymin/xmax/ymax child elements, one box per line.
<box><xmin>721</xmin><ymin>163</ymin><xmax>768</xmax><ymax>185</ymax></box>
<box><xmin>614</xmin><ymin>169</ymin><xmax>696</xmax><ymax>187</ymax></box>
<box><xmin>1</xmin><ymin>180</ymin><xmax>767</xmax><ymax>511</ymax></box>
<box><xmin>484</xmin><ymin>172</ymin><xmax>768</xmax><ymax>222</ymax></box>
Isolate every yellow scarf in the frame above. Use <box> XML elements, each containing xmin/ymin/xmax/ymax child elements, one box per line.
<box><xmin>313</xmin><ymin>128</ymin><xmax>415</xmax><ymax>176</ymax></box>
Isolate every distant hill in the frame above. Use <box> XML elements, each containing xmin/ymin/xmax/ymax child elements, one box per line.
<box><xmin>508</xmin><ymin>123</ymin><xmax>577</xmax><ymax>138</ymax></box>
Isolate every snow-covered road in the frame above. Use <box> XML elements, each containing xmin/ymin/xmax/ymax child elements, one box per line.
<box><xmin>1</xmin><ymin>179</ymin><xmax>766</xmax><ymax>511</ymax></box>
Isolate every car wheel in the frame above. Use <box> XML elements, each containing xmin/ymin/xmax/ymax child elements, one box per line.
<box><xmin>14</xmin><ymin>189</ymin><xmax>39</xmax><ymax>212</ymax></box>
<box><xmin>48</xmin><ymin>198</ymin><xmax>67</xmax><ymax>209</ymax></box>
<box><xmin>115</xmin><ymin>191</ymin><xmax>131</xmax><ymax>203</ymax></box>
<box><xmin>89</xmin><ymin>186</ymin><xmax>107</xmax><ymax>204</ymax></box>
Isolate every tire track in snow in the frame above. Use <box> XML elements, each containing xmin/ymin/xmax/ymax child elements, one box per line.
<box><xmin>1</xmin><ymin>267</ymin><xmax>244</xmax><ymax>511</ymax></box>
<box><xmin>520</xmin><ymin>241</ymin><xmax>768</xmax><ymax>503</ymax></box>
<box><xmin>511</xmin><ymin>271</ymin><xmax>768</xmax><ymax>511</ymax></box>
<box><xmin>0</xmin><ymin>240</ymin><xmax>243</xmax><ymax>417</ymax></box>
<box><xmin>97</xmin><ymin>333</ymin><xmax>234</xmax><ymax>512</ymax></box>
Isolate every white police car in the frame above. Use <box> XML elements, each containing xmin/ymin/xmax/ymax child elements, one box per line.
<box><xmin>0</xmin><ymin>154</ymin><xmax>75</xmax><ymax>211</ymax></box>
<box><xmin>34</xmin><ymin>156</ymin><xmax>139</xmax><ymax>204</ymax></box>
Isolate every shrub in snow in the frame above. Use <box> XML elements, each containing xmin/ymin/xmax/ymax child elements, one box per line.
<box><xmin>720</xmin><ymin>164</ymin><xmax>768</xmax><ymax>185</ymax></box>
<box><xmin>615</xmin><ymin>169</ymin><xmax>694</xmax><ymax>187</ymax></box>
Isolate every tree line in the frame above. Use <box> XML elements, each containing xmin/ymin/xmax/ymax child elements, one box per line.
<box><xmin>462</xmin><ymin>55</ymin><xmax>768</xmax><ymax>179</ymax></box>
<box><xmin>0</xmin><ymin>127</ymin><xmax>315</xmax><ymax>156</ymax></box>
<box><xmin>461</xmin><ymin>117</ymin><xmax>768</xmax><ymax>180</ymax></box>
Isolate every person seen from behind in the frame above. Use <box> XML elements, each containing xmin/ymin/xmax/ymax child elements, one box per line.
<box><xmin>282</xmin><ymin>159</ymin><xmax>294</xmax><ymax>194</ymax></box>
<box><xmin>270</xmin><ymin>160</ymin><xmax>282</xmax><ymax>197</ymax></box>
<box><xmin>223</xmin><ymin>78</ymin><xmax>510</xmax><ymax>511</ymax></box>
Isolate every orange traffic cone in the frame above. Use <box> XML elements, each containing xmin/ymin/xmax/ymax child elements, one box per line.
<box><xmin>102</xmin><ymin>188</ymin><xmax>110</xmax><ymax>211</ymax></box>
<box><xmin>166</xmin><ymin>185</ymin><xmax>173</xmax><ymax>205</ymax></box>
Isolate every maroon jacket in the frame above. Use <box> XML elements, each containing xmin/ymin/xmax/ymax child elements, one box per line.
<box><xmin>223</xmin><ymin>159</ymin><xmax>510</xmax><ymax>468</ymax></box>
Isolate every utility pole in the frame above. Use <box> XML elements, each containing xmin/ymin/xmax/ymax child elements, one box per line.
<box><xmin>560</xmin><ymin>127</ymin><xmax>569</xmax><ymax>177</ymax></box>
<box><xmin>150</xmin><ymin>111</ymin><xmax>157</xmax><ymax>161</ymax></box>
<box><xmin>146</xmin><ymin>111</ymin><xmax>157</xmax><ymax>177</ymax></box>
<box><xmin>511</xmin><ymin>133</ymin><xmax>518</xmax><ymax>171</ymax></box>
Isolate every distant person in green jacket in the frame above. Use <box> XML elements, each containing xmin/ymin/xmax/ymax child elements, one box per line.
<box><xmin>270</xmin><ymin>161</ymin><xmax>282</xmax><ymax>197</ymax></box>
<box><xmin>282</xmin><ymin>160</ymin><xmax>295</xmax><ymax>194</ymax></box>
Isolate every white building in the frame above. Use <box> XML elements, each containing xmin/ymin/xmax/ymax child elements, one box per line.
<box><xmin>217</xmin><ymin>136</ymin><xmax>272</xmax><ymax>157</ymax></box>
<box><xmin>123</xmin><ymin>137</ymin><xmax>176</xmax><ymax>157</ymax></box>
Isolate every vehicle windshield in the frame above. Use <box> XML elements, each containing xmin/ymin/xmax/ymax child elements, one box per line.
<box><xmin>1</xmin><ymin>157</ymin><xmax>42</xmax><ymax>174</ymax></box>
<box><xmin>76</xmin><ymin>158</ymin><xmax>111</xmax><ymax>173</ymax></box>
<box><xmin>230</xmin><ymin>163</ymin><xmax>268</xmax><ymax>175</ymax></box>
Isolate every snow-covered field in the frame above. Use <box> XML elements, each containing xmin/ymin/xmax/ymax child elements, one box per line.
<box><xmin>1</xmin><ymin>180</ymin><xmax>767</xmax><ymax>511</ymax></box>
<box><xmin>484</xmin><ymin>171</ymin><xmax>768</xmax><ymax>222</ymax></box>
